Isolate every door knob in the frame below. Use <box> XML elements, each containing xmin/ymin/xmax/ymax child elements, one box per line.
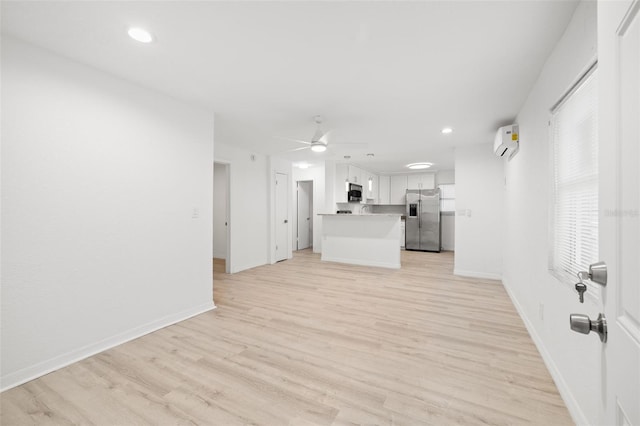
<box><xmin>569</xmin><ymin>313</ymin><xmax>607</xmax><ymax>342</ymax></box>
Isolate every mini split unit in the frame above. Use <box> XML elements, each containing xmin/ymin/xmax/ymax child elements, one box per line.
<box><xmin>494</xmin><ymin>124</ymin><xmax>519</xmax><ymax>159</ymax></box>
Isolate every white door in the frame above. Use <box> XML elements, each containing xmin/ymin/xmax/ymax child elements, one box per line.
<box><xmin>599</xmin><ymin>2</ymin><xmax>639</xmax><ymax>425</ymax></box>
<box><xmin>296</xmin><ymin>181</ymin><xmax>312</xmax><ymax>250</ymax></box>
<box><xmin>275</xmin><ymin>172</ymin><xmax>289</xmax><ymax>262</ymax></box>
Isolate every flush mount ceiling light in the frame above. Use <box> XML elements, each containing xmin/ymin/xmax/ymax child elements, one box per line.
<box><xmin>406</xmin><ymin>162</ymin><xmax>433</xmax><ymax>170</ymax></box>
<box><xmin>297</xmin><ymin>163</ymin><xmax>310</xmax><ymax>169</ymax></box>
<box><xmin>441</xmin><ymin>127</ymin><xmax>453</xmax><ymax>134</ymax></box>
<box><xmin>128</xmin><ymin>27</ymin><xmax>154</xmax><ymax>43</ymax></box>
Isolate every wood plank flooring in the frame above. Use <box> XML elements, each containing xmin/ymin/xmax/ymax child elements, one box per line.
<box><xmin>213</xmin><ymin>257</ymin><xmax>225</xmax><ymax>275</ymax></box>
<box><xmin>0</xmin><ymin>250</ymin><xmax>573</xmax><ymax>425</ymax></box>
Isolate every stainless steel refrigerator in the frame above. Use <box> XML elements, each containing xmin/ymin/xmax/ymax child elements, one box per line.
<box><xmin>405</xmin><ymin>189</ymin><xmax>440</xmax><ymax>252</ymax></box>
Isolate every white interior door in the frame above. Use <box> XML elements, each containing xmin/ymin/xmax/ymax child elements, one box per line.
<box><xmin>275</xmin><ymin>172</ymin><xmax>289</xmax><ymax>262</ymax></box>
<box><xmin>600</xmin><ymin>1</ymin><xmax>640</xmax><ymax>425</ymax></box>
<box><xmin>297</xmin><ymin>181</ymin><xmax>312</xmax><ymax>250</ymax></box>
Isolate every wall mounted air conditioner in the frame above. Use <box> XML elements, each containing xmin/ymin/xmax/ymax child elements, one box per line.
<box><xmin>494</xmin><ymin>124</ymin><xmax>519</xmax><ymax>159</ymax></box>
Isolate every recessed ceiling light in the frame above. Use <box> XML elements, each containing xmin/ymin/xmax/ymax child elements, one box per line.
<box><xmin>441</xmin><ymin>127</ymin><xmax>453</xmax><ymax>134</ymax></box>
<box><xmin>297</xmin><ymin>163</ymin><xmax>310</xmax><ymax>169</ymax></box>
<box><xmin>128</xmin><ymin>27</ymin><xmax>154</xmax><ymax>43</ymax></box>
<box><xmin>406</xmin><ymin>162</ymin><xmax>433</xmax><ymax>170</ymax></box>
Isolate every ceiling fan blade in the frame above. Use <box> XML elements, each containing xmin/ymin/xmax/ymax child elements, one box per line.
<box><xmin>319</xmin><ymin>130</ymin><xmax>332</xmax><ymax>144</ymax></box>
<box><xmin>333</xmin><ymin>142</ymin><xmax>368</xmax><ymax>147</ymax></box>
<box><xmin>276</xmin><ymin>136</ymin><xmax>312</xmax><ymax>145</ymax></box>
<box><xmin>285</xmin><ymin>146</ymin><xmax>310</xmax><ymax>153</ymax></box>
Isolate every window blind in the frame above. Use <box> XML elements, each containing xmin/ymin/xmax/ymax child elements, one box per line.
<box><xmin>549</xmin><ymin>68</ymin><xmax>598</xmax><ymax>286</ymax></box>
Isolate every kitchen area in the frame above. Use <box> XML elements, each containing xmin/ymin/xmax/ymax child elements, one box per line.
<box><xmin>317</xmin><ymin>163</ymin><xmax>455</xmax><ymax>269</ymax></box>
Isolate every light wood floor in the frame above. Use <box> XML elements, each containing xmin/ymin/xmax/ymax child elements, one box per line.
<box><xmin>213</xmin><ymin>257</ymin><xmax>225</xmax><ymax>275</ymax></box>
<box><xmin>1</xmin><ymin>250</ymin><xmax>572</xmax><ymax>425</ymax></box>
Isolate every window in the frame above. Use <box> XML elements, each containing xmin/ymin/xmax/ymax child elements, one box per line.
<box><xmin>439</xmin><ymin>184</ymin><xmax>455</xmax><ymax>213</ymax></box>
<box><xmin>549</xmin><ymin>66</ymin><xmax>598</xmax><ymax>287</ymax></box>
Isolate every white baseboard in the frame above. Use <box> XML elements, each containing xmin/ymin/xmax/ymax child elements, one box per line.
<box><xmin>0</xmin><ymin>301</ymin><xmax>216</xmax><ymax>392</ymax></box>
<box><xmin>501</xmin><ymin>278</ymin><xmax>587</xmax><ymax>426</ymax></box>
<box><xmin>321</xmin><ymin>256</ymin><xmax>400</xmax><ymax>269</ymax></box>
<box><xmin>453</xmin><ymin>269</ymin><xmax>502</xmax><ymax>280</ymax></box>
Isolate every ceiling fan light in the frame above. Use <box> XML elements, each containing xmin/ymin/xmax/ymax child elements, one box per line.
<box><xmin>310</xmin><ymin>143</ymin><xmax>327</xmax><ymax>153</ymax></box>
<box><xmin>128</xmin><ymin>27</ymin><xmax>154</xmax><ymax>43</ymax></box>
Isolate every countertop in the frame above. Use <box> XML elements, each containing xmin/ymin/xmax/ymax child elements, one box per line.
<box><xmin>318</xmin><ymin>213</ymin><xmax>403</xmax><ymax>217</ymax></box>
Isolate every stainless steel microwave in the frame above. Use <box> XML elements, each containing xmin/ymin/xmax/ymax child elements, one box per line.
<box><xmin>348</xmin><ymin>183</ymin><xmax>362</xmax><ymax>202</ymax></box>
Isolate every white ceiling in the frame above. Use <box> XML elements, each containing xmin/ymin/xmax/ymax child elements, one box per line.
<box><xmin>1</xmin><ymin>1</ymin><xmax>578</xmax><ymax>173</ymax></box>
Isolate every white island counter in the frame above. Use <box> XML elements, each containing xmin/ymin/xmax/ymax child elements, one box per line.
<box><xmin>318</xmin><ymin>214</ymin><xmax>402</xmax><ymax>269</ymax></box>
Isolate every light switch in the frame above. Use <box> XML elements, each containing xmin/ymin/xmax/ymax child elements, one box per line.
<box><xmin>192</xmin><ymin>208</ymin><xmax>200</xmax><ymax>219</ymax></box>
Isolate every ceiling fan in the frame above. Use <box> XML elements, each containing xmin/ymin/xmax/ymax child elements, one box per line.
<box><xmin>282</xmin><ymin>115</ymin><xmax>366</xmax><ymax>154</ymax></box>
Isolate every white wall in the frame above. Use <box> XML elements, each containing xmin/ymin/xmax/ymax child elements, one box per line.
<box><xmin>435</xmin><ymin>169</ymin><xmax>455</xmax><ymax>185</ymax></box>
<box><xmin>454</xmin><ymin>143</ymin><xmax>504</xmax><ymax>279</ymax></box>
<box><xmin>502</xmin><ymin>2</ymin><xmax>597</xmax><ymax>424</ymax></box>
<box><xmin>214</xmin><ymin>143</ymin><xmax>269</xmax><ymax>273</ymax></box>
<box><xmin>1</xmin><ymin>38</ymin><xmax>215</xmax><ymax>390</ymax></box>
<box><xmin>213</xmin><ymin>163</ymin><xmax>228</xmax><ymax>259</ymax></box>
<box><xmin>293</xmin><ymin>164</ymin><xmax>326</xmax><ymax>253</ymax></box>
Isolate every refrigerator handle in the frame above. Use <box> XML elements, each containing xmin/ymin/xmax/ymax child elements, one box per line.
<box><xmin>418</xmin><ymin>199</ymin><xmax>421</xmax><ymax>228</ymax></box>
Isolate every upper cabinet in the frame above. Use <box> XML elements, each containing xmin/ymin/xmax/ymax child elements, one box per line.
<box><xmin>335</xmin><ymin>164</ymin><xmax>376</xmax><ymax>203</ymax></box>
<box><xmin>378</xmin><ymin>175</ymin><xmax>390</xmax><ymax>204</ymax></box>
<box><xmin>407</xmin><ymin>173</ymin><xmax>435</xmax><ymax>190</ymax></box>
<box><xmin>334</xmin><ymin>166</ymin><xmax>444</xmax><ymax>206</ymax></box>
<box><xmin>348</xmin><ymin>165</ymin><xmax>365</xmax><ymax>184</ymax></box>
<box><xmin>390</xmin><ymin>175</ymin><xmax>408</xmax><ymax>204</ymax></box>
<box><xmin>364</xmin><ymin>172</ymin><xmax>378</xmax><ymax>201</ymax></box>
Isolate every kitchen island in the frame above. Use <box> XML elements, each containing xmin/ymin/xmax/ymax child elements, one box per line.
<box><xmin>318</xmin><ymin>214</ymin><xmax>402</xmax><ymax>269</ymax></box>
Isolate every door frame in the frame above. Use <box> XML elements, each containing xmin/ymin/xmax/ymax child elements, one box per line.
<box><xmin>213</xmin><ymin>160</ymin><xmax>231</xmax><ymax>274</ymax></box>
<box><xmin>296</xmin><ymin>180</ymin><xmax>313</xmax><ymax>250</ymax></box>
<box><xmin>274</xmin><ymin>171</ymin><xmax>289</xmax><ymax>262</ymax></box>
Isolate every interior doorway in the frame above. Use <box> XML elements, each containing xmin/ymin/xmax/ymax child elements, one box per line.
<box><xmin>296</xmin><ymin>180</ymin><xmax>313</xmax><ymax>250</ymax></box>
<box><xmin>213</xmin><ymin>162</ymin><xmax>230</xmax><ymax>275</ymax></box>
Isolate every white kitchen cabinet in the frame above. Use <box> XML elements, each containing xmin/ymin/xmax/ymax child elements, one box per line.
<box><xmin>362</xmin><ymin>169</ymin><xmax>370</xmax><ymax>191</ymax></box>
<box><xmin>423</xmin><ymin>173</ymin><xmax>435</xmax><ymax>189</ymax></box>
<box><xmin>364</xmin><ymin>172</ymin><xmax>378</xmax><ymax>201</ymax></box>
<box><xmin>348</xmin><ymin>165</ymin><xmax>364</xmax><ymax>184</ymax></box>
<box><xmin>400</xmin><ymin>220</ymin><xmax>406</xmax><ymax>248</ymax></box>
<box><xmin>390</xmin><ymin>175</ymin><xmax>408</xmax><ymax>204</ymax></box>
<box><xmin>407</xmin><ymin>173</ymin><xmax>435</xmax><ymax>190</ymax></box>
<box><xmin>378</xmin><ymin>175</ymin><xmax>390</xmax><ymax>204</ymax></box>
